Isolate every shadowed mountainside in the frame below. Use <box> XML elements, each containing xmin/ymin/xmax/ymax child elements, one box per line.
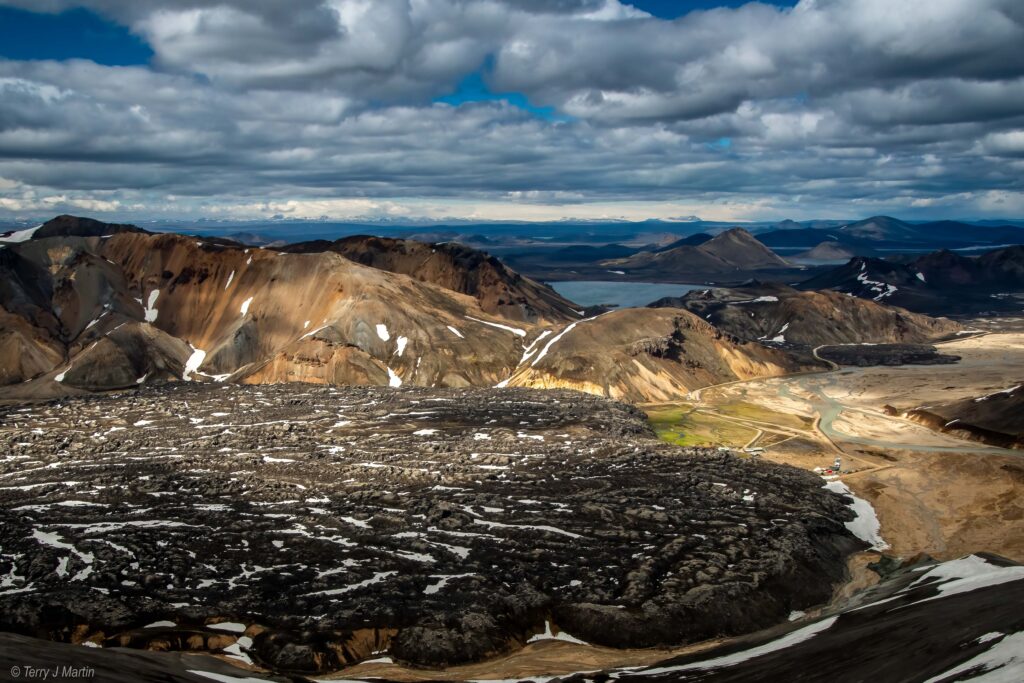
<box><xmin>552</xmin><ymin>553</ymin><xmax>1024</xmax><ymax>683</ymax></box>
<box><xmin>649</xmin><ymin>283</ymin><xmax>961</xmax><ymax>348</ymax></box>
<box><xmin>798</xmin><ymin>247</ymin><xmax>1024</xmax><ymax>314</ymax></box>
<box><xmin>902</xmin><ymin>383</ymin><xmax>1024</xmax><ymax>449</ymax></box>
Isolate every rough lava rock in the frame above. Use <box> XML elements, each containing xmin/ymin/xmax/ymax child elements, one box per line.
<box><xmin>0</xmin><ymin>385</ymin><xmax>862</xmax><ymax>673</ymax></box>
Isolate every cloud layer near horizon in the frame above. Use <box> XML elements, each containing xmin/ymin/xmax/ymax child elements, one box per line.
<box><xmin>0</xmin><ymin>0</ymin><xmax>1022</xmax><ymax>222</ymax></box>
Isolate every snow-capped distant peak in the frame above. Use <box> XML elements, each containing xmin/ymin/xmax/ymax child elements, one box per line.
<box><xmin>0</xmin><ymin>224</ymin><xmax>43</xmax><ymax>245</ymax></box>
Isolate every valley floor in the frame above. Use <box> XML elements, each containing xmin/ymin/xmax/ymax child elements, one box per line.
<box><xmin>645</xmin><ymin>326</ymin><xmax>1024</xmax><ymax>563</ymax></box>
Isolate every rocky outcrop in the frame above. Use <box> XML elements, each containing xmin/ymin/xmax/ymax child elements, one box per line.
<box><xmin>4</xmin><ymin>553</ymin><xmax>1023</xmax><ymax>682</ymax></box>
<box><xmin>0</xmin><ymin>384</ymin><xmax>861</xmax><ymax>672</ymax></box>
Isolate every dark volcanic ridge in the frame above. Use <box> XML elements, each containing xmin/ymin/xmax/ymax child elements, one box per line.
<box><xmin>1</xmin><ymin>385</ymin><xmax>861</xmax><ymax>674</ymax></box>
<box><xmin>817</xmin><ymin>343</ymin><xmax>961</xmax><ymax>367</ymax></box>
<box><xmin>552</xmin><ymin>552</ymin><xmax>1024</xmax><ymax>683</ymax></box>
<box><xmin>899</xmin><ymin>382</ymin><xmax>1024</xmax><ymax>450</ymax></box>
<box><xmin>649</xmin><ymin>283</ymin><xmax>961</xmax><ymax>349</ymax></box>
<box><xmin>798</xmin><ymin>247</ymin><xmax>1024</xmax><ymax>315</ymax></box>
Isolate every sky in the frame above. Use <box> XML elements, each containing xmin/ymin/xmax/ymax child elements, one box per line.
<box><xmin>0</xmin><ymin>0</ymin><xmax>1021</xmax><ymax>224</ymax></box>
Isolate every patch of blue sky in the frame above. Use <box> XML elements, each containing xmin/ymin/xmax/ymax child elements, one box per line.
<box><xmin>628</xmin><ymin>0</ymin><xmax>800</xmax><ymax>20</ymax></box>
<box><xmin>435</xmin><ymin>72</ymin><xmax>573</xmax><ymax>122</ymax></box>
<box><xmin>0</xmin><ymin>6</ymin><xmax>152</xmax><ymax>65</ymax></box>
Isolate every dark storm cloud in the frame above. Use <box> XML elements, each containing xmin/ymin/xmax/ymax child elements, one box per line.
<box><xmin>0</xmin><ymin>0</ymin><xmax>1022</xmax><ymax>219</ymax></box>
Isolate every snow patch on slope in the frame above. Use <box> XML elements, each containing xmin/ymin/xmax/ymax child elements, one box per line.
<box><xmin>464</xmin><ymin>315</ymin><xmax>526</xmax><ymax>337</ymax></box>
<box><xmin>974</xmin><ymin>385</ymin><xmax>1020</xmax><ymax>402</ymax></box>
<box><xmin>856</xmin><ymin>271</ymin><xmax>898</xmax><ymax>301</ymax></box>
<box><xmin>183</xmin><ymin>346</ymin><xmax>207</xmax><ymax>381</ymax></box>
<box><xmin>922</xmin><ymin>630</ymin><xmax>1024</xmax><ymax>682</ymax></box>
<box><xmin>909</xmin><ymin>555</ymin><xmax>1024</xmax><ymax>605</ymax></box>
<box><xmin>527</xmin><ymin>620</ymin><xmax>589</xmax><ymax>645</ymax></box>
<box><xmin>143</xmin><ymin>290</ymin><xmax>160</xmax><ymax>323</ymax></box>
<box><xmin>0</xmin><ymin>224</ymin><xmax>43</xmax><ymax>244</ymax></box>
<box><xmin>531</xmin><ymin>316</ymin><xmax>601</xmax><ymax>367</ymax></box>
<box><xmin>824</xmin><ymin>480</ymin><xmax>888</xmax><ymax>550</ymax></box>
<box><xmin>641</xmin><ymin>616</ymin><xmax>839</xmax><ymax>675</ymax></box>
<box><xmin>54</xmin><ymin>364</ymin><xmax>72</xmax><ymax>383</ymax></box>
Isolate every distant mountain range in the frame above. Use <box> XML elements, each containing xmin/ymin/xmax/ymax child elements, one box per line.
<box><xmin>5</xmin><ymin>214</ymin><xmax>1022</xmax><ymax>251</ymax></box>
<box><xmin>759</xmin><ymin>215</ymin><xmax>1024</xmax><ymax>254</ymax></box>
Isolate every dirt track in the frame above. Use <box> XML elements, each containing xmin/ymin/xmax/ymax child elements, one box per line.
<box><xmin>646</xmin><ymin>330</ymin><xmax>1024</xmax><ymax>563</ymax></box>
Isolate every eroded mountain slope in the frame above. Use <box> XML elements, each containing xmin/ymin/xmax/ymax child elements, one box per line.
<box><xmin>0</xmin><ymin>230</ymin><xmax>535</xmax><ymax>395</ymax></box>
<box><xmin>504</xmin><ymin>308</ymin><xmax>813</xmax><ymax>402</ymax></box>
<box><xmin>285</xmin><ymin>235</ymin><xmax>580</xmax><ymax>323</ymax></box>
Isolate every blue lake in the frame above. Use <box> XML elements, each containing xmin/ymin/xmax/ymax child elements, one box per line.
<box><xmin>549</xmin><ymin>281</ymin><xmax>710</xmax><ymax>308</ymax></box>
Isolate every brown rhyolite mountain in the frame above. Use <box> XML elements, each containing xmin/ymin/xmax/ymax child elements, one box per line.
<box><xmin>0</xmin><ymin>217</ymin><xmax>828</xmax><ymax>403</ymax></box>
<box><xmin>282</xmin><ymin>234</ymin><xmax>581</xmax><ymax>323</ymax></box>
<box><xmin>505</xmin><ymin>308</ymin><xmax>813</xmax><ymax>402</ymax></box>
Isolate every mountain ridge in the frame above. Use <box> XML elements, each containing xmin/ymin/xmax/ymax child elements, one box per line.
<box><xmin>1</xmin><ymin>216</ymin><xmax>825</xmax><ymax>403</ymax></box>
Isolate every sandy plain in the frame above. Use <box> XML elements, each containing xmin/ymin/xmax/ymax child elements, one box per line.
<box><xmin>648</xmin><ymin>327</ymin><xmax>1024</xmax><ymax>564</ymax></box>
